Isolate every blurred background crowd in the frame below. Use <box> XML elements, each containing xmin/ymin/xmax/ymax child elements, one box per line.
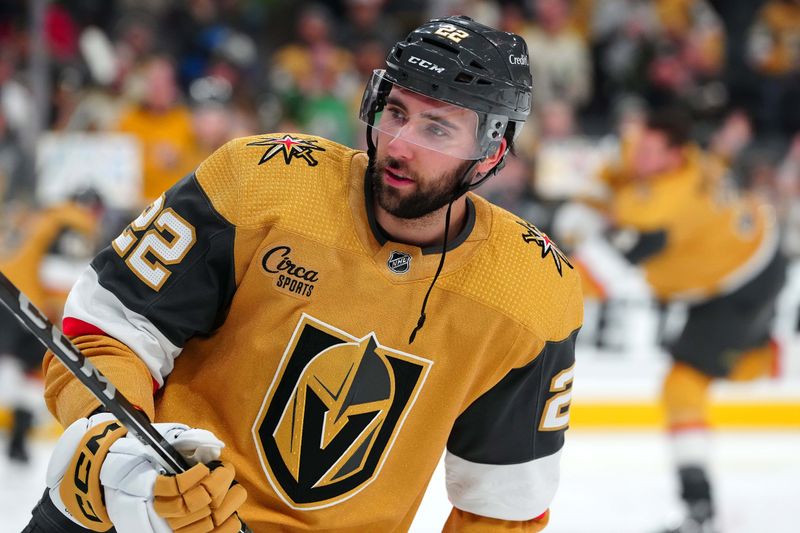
<box><xmin>0</xmin><ymin>4</ymin><xmax>798</xmax><ymax>530</ymax></box>
<box><xmin>0</xmin><ymin>0</ymin><xmax>798</xmax><ymax>260</ymax></box>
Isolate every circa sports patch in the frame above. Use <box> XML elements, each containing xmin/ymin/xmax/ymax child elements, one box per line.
<box><xmin>252</xmin><ymin>314</ymin><xmax>432</xmax><ymax>510</ymax></box>
<box><xmin>260</xmin><ymin>245</ymin><xmax>319</xmax><ymax>299</ymax></box>
<box><xmin>247</xmin><ymin>135</ymin><xmax>326</xmax><ymax>167</ymax></box>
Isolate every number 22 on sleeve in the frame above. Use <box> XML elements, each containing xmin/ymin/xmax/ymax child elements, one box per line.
<box><xmin>112</xmin><ymin>195</ymin><xmax>197</xmax><ymax>291</ymax></box>
<box><xmin>539</xmin><ymin>364</ymin><xmax>575</xmax><ymax>431</ymax></box>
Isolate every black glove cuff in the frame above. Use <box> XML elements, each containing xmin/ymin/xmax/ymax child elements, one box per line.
<box><xmin>23</xmin><ymin>488</ymin><xmax>116</xmax><ymax>533</ymax></box>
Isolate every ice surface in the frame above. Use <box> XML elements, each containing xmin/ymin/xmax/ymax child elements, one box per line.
<box><xmin>3</xmin><ymin>431</ymin><xmax>798</xmax><ymax>533</ymax></box>
<box><xmin>411</xmin><ymin>431</ymin><xmax>800</xmax><ymax>533</ymax></box>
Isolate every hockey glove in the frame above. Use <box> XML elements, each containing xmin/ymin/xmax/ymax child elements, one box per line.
<box><xmin>46</xmin><ymin>413</ymin><xmax>128</xmax><ymax>531</ymax></box>
<box><xmin>46</xmin><ymin>412</ymin><xmax>247</xmax><ymax>533</ymax></box>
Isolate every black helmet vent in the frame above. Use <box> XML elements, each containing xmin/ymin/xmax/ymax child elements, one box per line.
<box><xmin>469</xmin><ymin>60</ymin><xmax>486</xmax><ymax>71</ymax></box>
<box><xmin>454</xmin><ymin>72</ymin><xmax>474</xmax><ymax>84</ymax></box>
<box><xmin>476</xmin><ymin>78</ymin><xmax>492</xmax><ymax>85</ymax></box>
<box><xmin>421</xmin><ymin>36</ymin><xmax>459</xmax><ymax>55</ymax></box>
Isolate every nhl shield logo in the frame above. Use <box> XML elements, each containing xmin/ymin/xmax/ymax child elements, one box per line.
<box><xmin>387</xmin><ymin>251</ymin><xmax>412</xmax><ymax>274</ymax></box>
<box><xmin>252</xmin><ymin>314</ymin><xmax>432</xmax><ymax>510</ymax></box>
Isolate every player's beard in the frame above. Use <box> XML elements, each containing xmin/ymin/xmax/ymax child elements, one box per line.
<box><xmin>367</xmin><ymin>156</ymin><xmax>474</xmax><ymax>219</ymax></box>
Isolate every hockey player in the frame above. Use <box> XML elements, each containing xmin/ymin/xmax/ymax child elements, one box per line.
<box><xmin>580</xmin><ymin>108</ymin><xmax>785</xmax><ymax>533</ymax></box>
<box><xmin>0</xmin><ymin>195</ymin><xmax>100</xmax><ymax>462</ymax></box>
<box><xmin>28</xmin><ymin>16</ymin><xmax>582</xmax><ymax>533</ymax></box>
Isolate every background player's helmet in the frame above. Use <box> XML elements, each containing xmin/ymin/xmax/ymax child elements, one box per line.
<box><xmin>69</xmin><ymin>186</ymin><xmax>105</xmax><ymax>214</ymax></box>
<box><xmin>359</xmin><ymin>15</ymin><xmax>532</xmax><ymax>161</ymax></box>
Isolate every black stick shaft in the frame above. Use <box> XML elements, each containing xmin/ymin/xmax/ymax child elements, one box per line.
<box><xmin>1</xmin><ymin>270</ymin><xmax>252</xmax><ymax>533</ymax></box>
<box><xmin>0</xmin><ymin>270</ymin><xmax>189</xmax><ymax>472</ymax></box>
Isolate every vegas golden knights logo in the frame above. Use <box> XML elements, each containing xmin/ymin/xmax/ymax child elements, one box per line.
<box><xmin>252</xmin><ymin>314</ymin><xmax>432</xmax><ymax>510</ymax></box>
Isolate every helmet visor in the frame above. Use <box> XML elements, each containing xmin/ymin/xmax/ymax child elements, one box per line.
<box><xmin>359</xmin><ymin>70</ymin><xmax>504</xmax><ymax>161</ymax></box>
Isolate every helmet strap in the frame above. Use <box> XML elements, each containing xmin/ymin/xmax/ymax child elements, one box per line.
<box><xmin>366</xmin><ymin>123</ymin><xmax>377</xmax><ymax>162</ymax></box>
<box><xmin>408</xmin><ymin>157</ymin><xmax>479</xmax><ymax>344</ymax></box>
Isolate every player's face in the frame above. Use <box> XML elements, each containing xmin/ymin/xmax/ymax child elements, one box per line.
<box><xmin>632</xmin><ymin>129</ymin><xmax>682</xmax><ymax>179</ymax></box>
<box><xmin>370</xmin><ymin>88</ymin><xmax>478</xmax><ymax>219</ymax></box>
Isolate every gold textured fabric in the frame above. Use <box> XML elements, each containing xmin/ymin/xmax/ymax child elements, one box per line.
<box><xmin>44</xmin><ymin>334</ymin><xmax>155</xmax><ymax>424</ymax></box>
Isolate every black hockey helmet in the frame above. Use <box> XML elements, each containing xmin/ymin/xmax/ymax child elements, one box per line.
<box><xmin>70</xmin><ymin>186</ymin><xmax>105</xmax><ymax>213</ymax></box>
<box><xmin>359</xmin><ymin>15</ymin><xmax>532</xmax><ymax>161</ymax></box>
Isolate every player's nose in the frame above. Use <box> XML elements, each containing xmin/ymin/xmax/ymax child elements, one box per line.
<box><xmin>385</xmin><ymin>129</ymin><xmax>415</xmax><ymax>161</ymax></box>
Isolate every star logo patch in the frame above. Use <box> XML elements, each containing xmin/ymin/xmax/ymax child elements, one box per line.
<box><xmin>517</xmin><ymin>220</ymin><xmax>573</xmax><ymax>276</ymax></box>
<box><xmin>247</xmin><ymin>135</ymin><xmax>326</xmax><ymax>167</ymax></box>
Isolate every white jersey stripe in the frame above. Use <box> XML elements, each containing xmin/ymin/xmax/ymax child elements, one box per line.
<box><xmin>671</xmin><ymin>428</ymin><xmax>711</xmax><ymax>468</ymax></box>
<box><xmin>445</xmin><ymin>448</ymin><xmax>562</xmax><ymax>521</ymax></box>
<box><xmin>63</xmin><ymin>266</ymin><xmax>182</xmax><ymax>386</ymax></box>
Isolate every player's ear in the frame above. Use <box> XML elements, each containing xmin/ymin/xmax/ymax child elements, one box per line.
<box><xmin>475</xmin><ymin>138</ymin><xmax>507</xmax><ymax>175</ymax></box>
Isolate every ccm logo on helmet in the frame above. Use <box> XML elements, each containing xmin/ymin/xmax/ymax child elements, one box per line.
<box><xmin>509</xmin><ymin>54</ymin><xmax>529</xmax><ymax>66</ymax></box>
<box><xmin>408</xmin><ymin>56</ymin><xmax>446</xmax><ymax>74</ymax></box>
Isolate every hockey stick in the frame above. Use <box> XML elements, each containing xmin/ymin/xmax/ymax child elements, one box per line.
<box><xmin>0</xmin><ymin>270</ymin><xmax>251</xmax><ymax>533</ymax></box>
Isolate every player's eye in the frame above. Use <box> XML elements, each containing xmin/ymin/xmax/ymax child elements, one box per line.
<box><xmin>424</xmin><ymin>123</ymin><xmax>451</xmax><ymax>139</ymax></box>
<box><xmin>385</xmin><ymin>106</ymin><xmax>407</xmax><ymax>123</ymax></box>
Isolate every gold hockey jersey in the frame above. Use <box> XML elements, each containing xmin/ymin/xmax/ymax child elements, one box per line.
<box><xmin>608</xmin><ymin>146</ymin><xmax>777</xmax><ymax>301</ymax></box>
<box><xmin>0</xmin><ymin>202</ymin><xmax>97</xmax><ymax>318</ymax></box>
<box><xmin>45</xmin><ymin>134</ymin><xmax>583</xmax><ymax>532</ymax></box>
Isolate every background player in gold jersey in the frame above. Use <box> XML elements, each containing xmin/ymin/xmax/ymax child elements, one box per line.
<box><xmin>0</xmin><ymin>192</ymin><xmax>101</xmax><ymax>463</ymax></box>
<box><xmin>25</xmin><ymin>16</ymin><xmax>582</xmax><ymax>533</ymax></box>
<box><xmin>576</xmin><ymin>107</ymin><xmax>785</xmax><ymax>533</ymax></box>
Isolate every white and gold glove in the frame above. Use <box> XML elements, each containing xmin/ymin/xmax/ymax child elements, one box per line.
<box><xmin>46</xmin><ymin>413</ymin><xmax>247</xmax><ymax>533</ymax></box>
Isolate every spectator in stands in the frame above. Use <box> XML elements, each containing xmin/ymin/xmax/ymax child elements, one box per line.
<box><xmin>188</xmin><ymin>75</ymin><xmax>241</xmax><ymax>160</ymax></box>
<box><xmin>340</xmin><ymin>0</ymin><xmax>401</xmax><ymax>50</ymax></box>
<box><xmin>431</xmin><ymin>0</ymin><xmax>502</xmax><ymax>28</ymax></box>
<box><xmin>522</xmin><ymin>0</ymin><xmax>592</xmax><ymax>109</ymax></box>
<box><xmin>538</xmin><ymin>98</ymin><xmax>579</xmax><ymax>142</ymax></box>
<box><xmin>498</xmin><ymin>2</ymin><xmax>527</xmax><ymax>35</ymax></box>
<box><xmin>270</xmin><ymin>5</ymin><xmax>359</xmax><ymax>145</ymax></box>
<box><xmin>591</xmin><ymin>0</ymin><xmax>661</xmax><ymax>109</ymax></box>
<box><xmin>0</xmin><ymin>50</ymin><xmax>34</xmax><ymax>150</ymax></box>
<box><xmin>162</xmin><ymin>0</ymin><xmax>257</xmax><ymax>92</ymax></box>
<box><xmin>116</xmin><ymin>55</ymin><xmax>198</xmax><ymax>203</ymax></box>
<box><xmin>113</xmin><ymin>12</ymin><xmax>159</xmax><ymax>91</ymax></box>
<box><xmin>646</xmin><ymin>0</ymin><xmax>727</xmax><ymax>116</ymax></box>
<box><xmin>747</xmin><ymin>0</ymin><xmax>800</xmax><ymax>134</ymax></box>
<box><xmin>0</xmin><ymin>106</ymin><xmax>31</xmax><ymax>203</ymax></box>
<box><xmin>349</xmin><ymin>36</ymin><xmax>390</xmax><ymax>151</ymax></box>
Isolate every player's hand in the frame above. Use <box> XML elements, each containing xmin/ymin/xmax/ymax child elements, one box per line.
<box><xmin>45</xmin><ymin>412</ymin><xmax>247</xmax><ymax>532</ymax></box>
<box><xmin>152</xmin><ymin>460</ymin><xmax>247</xmax><ymax>533</ymax></box>
<box><xmin>46</xmin><ymin>413</ymin><xmax>128</xmax><ymax>531</ymax></box>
